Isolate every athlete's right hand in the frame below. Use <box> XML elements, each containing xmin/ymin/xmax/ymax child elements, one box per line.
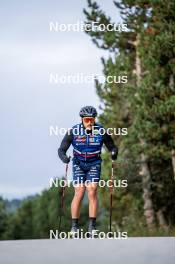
<box><xmin>62</xmin><ymin>155</ymin><xmax>71</xmax><ymax>164</ymax></box>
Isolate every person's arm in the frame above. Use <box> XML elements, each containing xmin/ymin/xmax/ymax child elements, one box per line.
<box><xmin>58</xmin><ymin>129</ymin><xmax>73</xmax><ymax>163</ymax></box>
<box><xmin>103</xmin><ymin>132</ymin><xmax>118</xmax><ymax>160</ymax></box>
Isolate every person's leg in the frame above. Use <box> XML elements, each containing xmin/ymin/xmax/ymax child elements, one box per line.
<box><xmin>71</xmin><ymin>162</ymin><xmax>86</xmax><ymax>232</ymax></box>
<box><xmin>71</xmin><ymin>185</ymin><xmax>86</xmax><ymax>219</ymax></box>
<box><xmin>86</xmin><ymin>163</ymin><xmax>101</xmax><ymax>233</ymax></box>
<box><xmin>86</xmin><ymin>182</ymin><xmax>98</xmax><ymax>233</ymax></box>
<box><xmin>86</xmin><ymin>182</ymin><xmax>98</xmax><ymax>218</ymax></box>
<box><xmin>70</xmin><ymin>185</ymin><xmax>85</xmax><ymax>233</ymax></box>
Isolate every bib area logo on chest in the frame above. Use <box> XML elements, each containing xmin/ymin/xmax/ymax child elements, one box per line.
<box><xmin>75</xmin><ymin>135</ymin><xmax>101</xmax><ymax>146</ymax></box>
<box><xmin>75</xmin><ymin>136</ymin><xmax>86</xmax><ymax>142</ymax></box>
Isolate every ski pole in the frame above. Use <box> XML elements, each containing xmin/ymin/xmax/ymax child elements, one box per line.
<box><xmin>109</xmin><ymin>160</ymin><xmax>115</xmax><ymax>233</ymax></box>
<box><xmin>58</xmin><ymin>163</ymin><xmax>69</xmax><ymax>232</ymax></box>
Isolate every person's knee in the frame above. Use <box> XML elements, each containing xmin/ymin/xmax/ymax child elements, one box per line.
<box><xmin>87</xmin><ymin>186</ymin><xmax>97</xmax><ymax>200</ymax></box>
<box><xmin>74</xmin><ymin>188</ymin><xmax>85</xmax><ymax>200</ymax></box>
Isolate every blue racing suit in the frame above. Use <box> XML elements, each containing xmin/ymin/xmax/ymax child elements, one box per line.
<box><xmin>58</xmin><ymin>123</ymin><xmax>118</xmax><ymax>183</ymax></box>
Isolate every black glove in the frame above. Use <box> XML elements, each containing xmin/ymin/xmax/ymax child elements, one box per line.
<box><xmin>111</xmin><ymin>148</ymin><xmax>118</xmax><ymax>160</ymax></box>
<box><xmin>58</xmin><ymin>148</ymin><xmax>71</xmax><ymax>164</ymax></box>
<box><xmin>62</xmin><ymin>155</ymin><xmax>71</xmax><ymax>164</ymax></box>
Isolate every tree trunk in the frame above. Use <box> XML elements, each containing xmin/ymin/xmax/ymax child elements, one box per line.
<box><xmin>169</xmin><ymin>75</ymin><xmax>175</xmax><ymax>180</ymax></box>
<box><xmin>135</xmin><ymin>35</ymin><xmax>156</xmax><ymax>229</ymax></box>
<box><xmin>171</xmin><ymin>149</ymin><xmax>175</xmax><ymax>181</ymax></box>
<box><xmin>156</xmin><ymin>209</ymin><xmax>169</xmax><ymax>231</ymax></box>
<box><xmin>139</xmin><ymin>151</ymin><xmax>156</xmax><ymax>229</ymax></box>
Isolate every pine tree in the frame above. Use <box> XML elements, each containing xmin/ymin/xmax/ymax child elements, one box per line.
<box><xmin>84</xmin><ymin>0</ymin><xmax>175</xmax><ymax>233</ymax></box>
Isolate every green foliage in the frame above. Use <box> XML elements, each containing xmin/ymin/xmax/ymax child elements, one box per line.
<box><xmin>84</xmin><ymin>0</ymin><xmax>175</xmax><ymax>235</ymax></box>
<box><xmin>0</xmin><ymin>197</ymin><xmax>9</xmax><ymax>239</ymax></box>
<box><xmin>0</xmin><ymin>183</ymin><xmax>89</xmax><ymax>240</ymax></box>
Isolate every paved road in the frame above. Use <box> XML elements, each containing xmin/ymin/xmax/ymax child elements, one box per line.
<box><xmin>0</xmin><ymin>237</ymin><xmax>174</xmax><ymax>264</ymax></box>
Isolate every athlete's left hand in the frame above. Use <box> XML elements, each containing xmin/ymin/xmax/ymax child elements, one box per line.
<box><xmin>111</xmin><ymin>149</ymin><xmax>118</xmax><ymax>160</ymax></box>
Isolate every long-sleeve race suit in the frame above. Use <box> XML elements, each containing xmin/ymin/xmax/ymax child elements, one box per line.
<box><xmin>58</xmin><ymin>123</ymin><xmax>118</xmax><ymax>165</ymax></box>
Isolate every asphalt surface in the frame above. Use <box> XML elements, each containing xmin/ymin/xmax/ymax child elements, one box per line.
<box><xmin>0</xmin><ymin>237</ymin><xmax>174</xmax><ymax>264</ymax></box>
